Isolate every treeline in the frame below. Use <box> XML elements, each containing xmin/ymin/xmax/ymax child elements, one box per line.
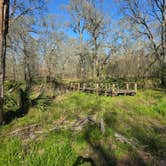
<box><xmin>5</xmin><ymin>0</ymin><xmax>166</xmax><ymax>87</ymax></box>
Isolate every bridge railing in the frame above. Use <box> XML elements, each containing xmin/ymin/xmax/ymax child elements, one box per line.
<box><xmin>68</xmin><ymin>82</ymin><xmax>137</xmax><ymax>96</ymax></box>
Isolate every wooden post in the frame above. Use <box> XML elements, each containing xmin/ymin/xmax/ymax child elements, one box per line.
<box><xmin>108</xmin><ymin>84</ymin><xmax>111</xmax><ymax>90</ymax></box>
<box><xmin>65</xmin><ymin>86</ymin><xmax>68</xmax><ymax>93</ymax></box>
<box><xmin>112</xmin><ymin>84</ymin><xmax>115</xmax><ymax>96</ymax></box>
<box><xmin>105</xmin><ymin>83</ymin><xmax>108</xmax><ymax>96</ymax></box>
<box><xmin>72</xmin><ymin>83</ymin><xmax>75</xmax><ymax>91</ymax></box>
<box><xmin>96</xmin><ymin>83</ymin><xmax>99</xmax><ymax>95</ymax></box>
<box><xmin>83</xmin><ymin>83</ymin><xmax>86</xmax><ymax>91</ymax></box>
<box><xmin>77</xmin><ymin>83</ymin><xmax>80</xmax><ymax>91</ymax></box>
<box><xmin>134</xmin><ymin>83</ymin><xmax>137</xmax><ymax>92</ymax></box>
<box><xmin>100</xmin><ymin>118</ymin><xmax>105</xmax><ymax>134</ymax></box>
<box><xmin>70</xmin><ymin>82</ymin><xmax>72</xmax><ymax>90</ymax></box>
<box><xmin>74</xmin><ymin>83</ymin><xmax>76</xmax><ymax>91</ymax></box>
<box><xmin>126</xmin><ymin>83</ymin><xmax>129</xmax><ymax>90</ymax></box>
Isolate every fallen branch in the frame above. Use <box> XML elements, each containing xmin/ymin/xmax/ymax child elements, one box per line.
<box><xmin>7</xmin><ymin>124</ymin><xmax>40</xmax><ymax>137</ymax></box>
<box><xmin>114</xmin><ymin>133</ymin><xmax>139</xmax><ymax>149</ymax></box>
<box><xmin>73</xmin><ymin>116</ymin><xmax>96</xmax><ymax>127</ymax></box>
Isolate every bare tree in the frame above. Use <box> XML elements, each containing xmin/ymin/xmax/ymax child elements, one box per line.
<box><xmin>0</xmin><ymin>0</ymin><xmax>46</xmax><ymax>123</ymax></box>
<box><xmin>7</xmin><ymin>0</ymin><xmax>46</xmax><ymax>85</ymax></box>
<box><xmin>22</xmin><ymin>35</ymin><xmax>39</xmax><ymax>90</ymax></box>
<box><xmin>118</xmin><ymin>0</ymin><xmax>166</xmax><ymax>87</ymax></box>
<box><xmin>82</xmin><ymin>0</ymin><xmax>110</xmax><ymax>78</ymax></box>
<box><xmin>66</xmin><ymin>0</ymin><xmax>89</xmax><ymax>79</ymax></box>
<box><xmin>66</xmin><ymin>0</ymin><xmax>110</xmax><ymax>79</ymax></box>
<box><xmin>38</xmin><ymin>15</ymin><xmax>66</xmax><ymax>80</ymax></box>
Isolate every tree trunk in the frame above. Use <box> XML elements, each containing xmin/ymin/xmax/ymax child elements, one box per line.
<box><xmin>161</xmin><ymin>61</ymin><xmax>166</xmax><ymax>88</ymax></box>
<box><xmin>0</xmin><ymin>0</ymin><xmax>9</xmax><ymax>124</ymax></box>
<box><xmin>160</xmin><ymin>3</ymin><xmax>166</xmax><ymax>88</ymax></box>
<box><xmin>92</xmin><ymin>36</ymin><xmax>98</xmax><ymax>79</ymax></box>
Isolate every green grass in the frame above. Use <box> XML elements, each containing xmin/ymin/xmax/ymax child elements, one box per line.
<box><xmin>0</xmin><ymin>131</ymin><xmax>76</xmax><ymax>166</ymax></box>
<box><xmin>0</xmin><ymin>89</ymin><xmax>166</xmax><ymax>165</ymax></box>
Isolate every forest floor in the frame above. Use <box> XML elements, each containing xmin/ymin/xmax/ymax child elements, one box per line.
<box><xmin>0</xmin><ymin>84</ymin><xmax>166</xmax><ymax>166</ymax></box>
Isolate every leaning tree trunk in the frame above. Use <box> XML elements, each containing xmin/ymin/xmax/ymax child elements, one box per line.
<box><xmin>0</xmin><ymin>0</ymin><xmax>9</xmax><ymax>124</ymax></box>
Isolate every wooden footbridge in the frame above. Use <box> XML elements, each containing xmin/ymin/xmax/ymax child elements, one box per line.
<box><xmin>66</xmin><ymin>82</ymin><xmax>137</xmax><ymax>96</ymax></box>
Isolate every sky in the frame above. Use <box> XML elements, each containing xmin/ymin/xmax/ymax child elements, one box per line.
<box><xmin>47</xmin><ymin>0</ymin><xmax>121</xmax><ymax>39</ymax></box>
<box><xmin>48</xmin><ymin>0</ymin><xmax>117</xmax><ymax>14</ymax></box>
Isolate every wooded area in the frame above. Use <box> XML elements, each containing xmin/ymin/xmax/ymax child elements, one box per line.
<box><xmin>0</xmin><ymin>0</ymin><xmax>165</xmax><ymax>166</ymax></box>
<box><xmin>3</xmin><ymin>0</ymin><xmax>166</xmax><ymax>85</ymax></box>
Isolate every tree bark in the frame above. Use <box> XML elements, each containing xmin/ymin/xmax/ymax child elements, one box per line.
<box><xmin>160</xmin><ymin>0</ymin><xmax>166</xmax><ymax>87</ymax></box>
<box><xmin>0</xmin><ymin>0</ymin><xmax>9</xmax><ymax>123</ymax></box>
<box><xmin>160</xmin><ymin>61</ymin><xmax>166</xmax><ymax>87</ymax></box>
